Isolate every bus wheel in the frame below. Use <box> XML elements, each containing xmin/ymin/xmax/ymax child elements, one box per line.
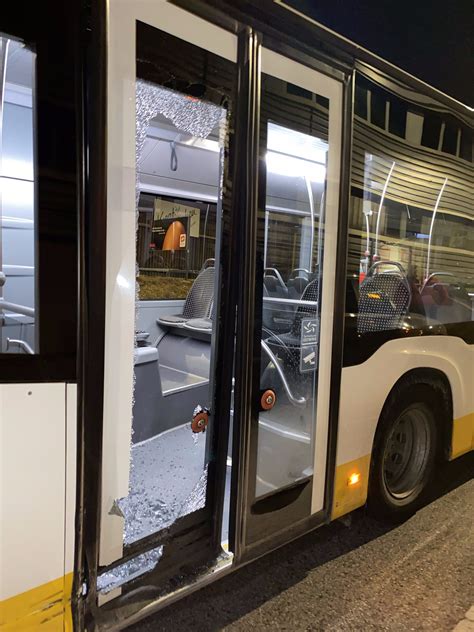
<box><xmin>368</xmin><ymin>383</ymin><xmax>440</xmax><ymax>521</ymax></box>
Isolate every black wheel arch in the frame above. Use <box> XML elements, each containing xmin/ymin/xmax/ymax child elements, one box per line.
<box><xmin>375</xmin><ymin>367</ymin><xmax>453</xmax><ymax>463</ymax></box>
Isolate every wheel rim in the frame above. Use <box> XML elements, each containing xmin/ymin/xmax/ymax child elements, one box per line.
<box><xmin>383</xmin><ymin>405</ymin><xmax>432</xmax><ymax>500</ymax></box>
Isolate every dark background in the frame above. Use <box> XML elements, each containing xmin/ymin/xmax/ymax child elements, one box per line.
<box><xmin>289</xmin><ymin>0</ymin><xmax>474</xmax><ymax>106</ymax></box>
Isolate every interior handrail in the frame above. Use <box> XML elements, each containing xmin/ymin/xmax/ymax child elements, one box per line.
<box><xmin>261</xmin><ymin>339</ymin><xmax>306</xmax><ymax>407</ymax></box>
<box><xmin>6</xmin><ymin>338</ymin><xmax>34</xmax><ymax>354</ymax></box>
<box><xmin>0</xmin><ymin>299</ymin><xmax>35</xmax><ymax>318</ymax></box>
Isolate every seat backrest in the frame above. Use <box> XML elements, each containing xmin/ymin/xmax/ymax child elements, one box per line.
<box><xmin>264</xmin><ymin>274</ymin><xmax>288</xmax><ymax>299</ymax></box>
<box><xmin>182</xmin><ymin>266</ymin><xmax>215</xmax><ymax>320</ymax></box>
<box><xmin>357</xmin><ymin>272</ymin><xmax>411</xmax><ymax>333</ymax></box>
<box><xmin>287</xmin><ymin>276</ymin><xmax>309</xmax><ymax>300</ymax></box>
<box><xmin>262</xmin><ymin>274</ymin><xmax>295</xmax><ymax>334</ymax></box>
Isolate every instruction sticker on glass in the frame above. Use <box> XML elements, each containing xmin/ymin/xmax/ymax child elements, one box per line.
<box><xmin>300</xmin><ymin>317</ymin><xmax>319</xmax><ymax>373</ymax></box>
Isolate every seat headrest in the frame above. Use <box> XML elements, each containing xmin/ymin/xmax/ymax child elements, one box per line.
<box><xmin>264</xmin><ymin>276</ymin><xmax>278</xmax><ymax>292</ymax></box>
<box><xmin>288</xmin><ymin>276</ymin><xmax>307</xmax><ymax>294</ymax></box>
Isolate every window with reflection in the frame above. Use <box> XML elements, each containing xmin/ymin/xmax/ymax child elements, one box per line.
<box><xmin>0</xmin><ymin>36</ymin><xmax>37</xmax><ymax>354</ymax></box>
<box><xmin>255</xmin><ymin>74</ymin><xmax>330</xmax><ymax>499</ymax></box>
<box><xmin>347</xmin><ymin>74</ymin><xmax>474</xmax><ymax>337</ymax></box>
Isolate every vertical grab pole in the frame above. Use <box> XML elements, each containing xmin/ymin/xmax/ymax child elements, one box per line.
<box><xmin>425</xmin><ymin>177</ymin><xmax>448</xmax><ymax>281</ymax></box>
<box><xmin>304</xmin><ymin>175</ymin><xmax>315</xmax><ymax>273</ymax></box>
<box><xmin>373</xmin><ymin>160</ymin><xmax>395</xmax><ymax>260</ymax></box>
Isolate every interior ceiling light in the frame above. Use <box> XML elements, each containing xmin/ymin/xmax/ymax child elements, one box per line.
<box><xmin>266</xmin><ymin>151</ymin><xmax>326</xmax><ymax>183</ymax></box>
<box><xmin>267</xmin><ymin>121</ymin><xmax>327</xmax><ymax>164</ymax></box>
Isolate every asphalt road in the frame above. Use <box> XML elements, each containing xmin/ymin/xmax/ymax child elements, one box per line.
<box><xmin>129</xmin><ymin>453</ymin><xmax>474</xmax><ymax>631</ymax></box>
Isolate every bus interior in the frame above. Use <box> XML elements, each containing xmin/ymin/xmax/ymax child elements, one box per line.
<box><xmin>118</xmin><ymin>80</ymin><xmax>328</xmax><ymax>556</ymax></box>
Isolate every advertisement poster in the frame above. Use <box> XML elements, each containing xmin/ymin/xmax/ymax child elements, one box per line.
<box><xmin>153</xmin><ymin>199</ymin><xmax>200</xmax><ymax>251</ymax></box>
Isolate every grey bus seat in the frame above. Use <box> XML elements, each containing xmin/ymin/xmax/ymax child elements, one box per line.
<box><xmin>267</xmin><ymin>277</ymin><xmax>320</xmax><ymax>349</ymax></box>
<box><xmin>287</xmin><ymin>277</ymin><xmax>309</xmax><ymax>300</ymax></box>
<box><xmin>182</xmin><ymin>293</ymin><xmax>217</xmax><ymax>338</ymax></box>
<box><xmin>158</xmin><ymin>264</ymin><xmax>215</xmax><ymax>330</ymax></box>
<box><xmin>263</xmin><ymin>277</ymin><xmax>320</xmax><ymax>383</ymax></box>
<box><xmin>264</xmin><ymin>269</ymin><xmax>287</xmax><ymax>298</ymax></box>
<box><xmin>133</xmin><ymin>334</ymin><xmax>211</xmax><ymax>443</ymax></box>
<box><xmin>260</xmin><ymin>278</ymin><xmax>320</xmax><ymax>406</ymax></box>
<box><xmin>358</xmin><ymin>271</ymin><xmax>411</xmax><ymax>334</ymax></box>
<box><xmin>264</xmin><ymin>275</ymin><xmax>285</xmax><ymax>297</ymax></box>
<box><xmin>183</xmin><ymin>317</ymin><xmax>213</xmax><ymax>333</ymax></box>
<box><xmin>263</xmin><ymin>269</ymin><xmax>296</xmax><ymax>333</ymax></box>
<box><xmin>287</xmin><ymin>268</ymin><xmax>310</xmax><ymax>300</ymax></box>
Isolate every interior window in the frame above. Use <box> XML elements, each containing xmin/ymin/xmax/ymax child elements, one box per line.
<box><xmin>119</xmin><ymin>80</ymin><xmax>227</xmax><ymax>547</ymax></box>
<box><xmin>0</xmin><ymin>36</ymin><xmax>37</xmax><ymax>354</ymax></box>
<box><xmin>136</xmin><ymin>110</ymin><xmax>220</xmax><ymax>301</ymax></box>
<box><xmin>255</xmin><ymin>76</ymin><xmax>330</xmax><ymax>499</ymax></box>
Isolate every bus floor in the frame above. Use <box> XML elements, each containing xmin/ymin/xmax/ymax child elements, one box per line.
<box><xmin>118</xmin><ymin>423</ymin><xmax>232</xmax><ymax>546</ymax></box>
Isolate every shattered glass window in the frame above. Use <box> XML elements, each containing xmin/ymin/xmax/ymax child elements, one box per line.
<box><xmin>98</xmin><ymin>16</ymin><xmax>237</xmax><ymax>596</ymax></box>
<box><xmin>116</xmin><ymin>80</ymin><xmax>227</xmax><ymax>548</ymax></box>
<box><xmin>136</xmin><ymin>82</ymin><xmax>224</xmax><ymax>301</ymax></box>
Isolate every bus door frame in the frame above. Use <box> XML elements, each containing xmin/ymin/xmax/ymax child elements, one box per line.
<box><xmin>75</xmin><ymin>0</ymin><xmax>353</xmax><ymax>625</ymax></box>
<box><xmin>227</xmin><ymin>30</ymin><xmax>354</xmax><ymax>563</ymax></box>
<box><xmin>76</xmin><ymin>0</ymin><xmax>243</xmax><ymax>624</ymax></box>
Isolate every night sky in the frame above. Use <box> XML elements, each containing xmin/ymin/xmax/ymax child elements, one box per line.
<box><xmin>289</xmin><ymin>0</ymin><xmax>474</xmax><ymax>107</ymax></box>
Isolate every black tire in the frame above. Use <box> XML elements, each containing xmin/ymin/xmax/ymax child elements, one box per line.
<box><xmin>368</xmin><ymin>382</ymin><xmax>442</xmax><ymax>521</ymax></box>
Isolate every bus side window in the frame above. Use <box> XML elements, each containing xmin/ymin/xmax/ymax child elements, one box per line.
<box><xmin>137</xmin><ymin>196</ymin><xmax>217</xmax><ymax>301</ymax></box>
<box><xmin>346</xmin><ymin>74</ymin><xmax>474</xmax><ymax>335</ymax></box>
<box><xmin>0</xmin><ymin>37</ymin><xmax>37</xmax><ymax>354</ymax></box>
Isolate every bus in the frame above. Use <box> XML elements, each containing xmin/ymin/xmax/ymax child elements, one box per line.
<box><xmin>1</xmin><ymin>1</ymin><xmax>472</xmax><ymax>629</ymax></box>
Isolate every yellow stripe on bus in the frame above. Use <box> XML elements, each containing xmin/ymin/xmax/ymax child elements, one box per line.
<box><xmin>331</xmin><ymin>411</ymin><xmax>474</xmax><ymax>521</ymax></box>
<box><xmin>2</xmin><ymin>414</ymin><xmax>472</xmax><ymax>630</ymax></box>
<box><xmin>331</xmin><ymin>454</ymin><xmax>371</xmax><ymax>520</ymax></box>
<box><xmin>0</xmin><ymin>573</ymin><xmax>72</xmax><ymax>631</ymax></box>
<box><xmin>451</xmin><ymin>412</ymin><xmax>474</xmax><ymax>459</ymax></box>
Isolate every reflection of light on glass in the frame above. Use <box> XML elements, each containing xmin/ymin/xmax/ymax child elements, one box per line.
<box><xmin>116</xmin><ymin>274</ymin><xmax>130</xmax><ymax>289</ymax></box>
<box><xmin>1</xmin><ymin>158</ymin><xmax>34</xmax><ymax>181</ymax></box>
<box><xmin>266</xmin><ymin>122</ymin><xmax>327</xmax><ymax>183</ymax></box>
<box><xmin>266</xmin><ymin>151</ymin><xmax>326</xmax><ymax>182</ymax></box>
<box><xmin>1</xmin><ymin>217</ymin><xmax>33</xmax><ymax>226</ymax></box>
<box><xmin>267</xmin><ymin>121</ymin><xmax>327</xmax><ymax>164</ymax></box>
<box><xmin>373</xmin><ymin>161</ymin><xmax>396</xmax><ymax>258</ymax></box>
<box><xmin>1</xmin><ymin>178</ymin><xmax>34</xmax><ymax>219</ymax></box>
<box><xmin>426</xmin><ymin>177</ymin><xmax>448</xmax><ymax>280</ymax></box>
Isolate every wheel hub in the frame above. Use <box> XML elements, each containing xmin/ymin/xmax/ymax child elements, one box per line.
<box><xmin>383</xmin><ymin>406</ymin><xmax>432</xmax><ymax>500</ymax></box>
